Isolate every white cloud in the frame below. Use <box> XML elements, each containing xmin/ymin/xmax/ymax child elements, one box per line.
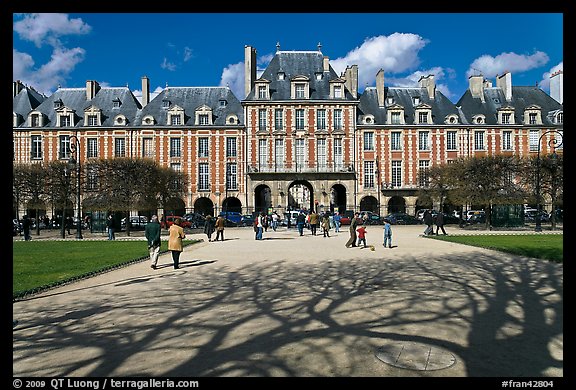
<box><xmin>13</xmin><ymin>13</ymin><xmax>91</xmax><ymax>48</ymax></box>
<box><xmin>219</xmin><ymin>61</ymin><xmax>244</xmax><ymax>99</ymax></box>
<box><xmin>183</xmin><ymin>47</ymin><xmax>193</xmax><ymax>62</ymax></box>
<box><xmin>133</xmin><ymin>86</ymin><xmax>164</xmax><ymax>104</ymax></box>
<box><xmin>258</xmin><ymin>53</ymin><xmax>273</xmax><ymax>66</ymax></box>
<box><xmin>13</xmin><ymin>47</ymin><xmax>86</xmax><ymax>95</ymax></box>
<box><xmin>539</xmin><ymin>62</ymin><xmax>563</xmax><ymax>91</ymax></box>
<box><xmin>466</xmin><ymin>51</ymin><xmax>549</xmax><ymax>79</ymax></box>
<box><xmin>330</xmin><ymin>33</ymin><xmax>428</xmax><ymax>88</ymax></box>
<box><xmin>161</xmin><ymin>57</ymin><xmax>177</xmax><ymax>71</ymax></box>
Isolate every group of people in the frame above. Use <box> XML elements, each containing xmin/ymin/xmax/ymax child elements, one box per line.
<box><xmin>344</xmin><ymin>212</ymin><xmax>394</xmax><ymax>249</ymax></box>
<box><xmin>145</xmin><ymin>214</ymin><xmax>186</xmax><ymax>270</ymax></box>
<box><xmin>203</xmin><ymin>215</ymin><xmax>226</xmax><ymax>242</ymax></box>
<box><xmin>422</xmin><ymin>210</ymin><xmax>448</xmax><ymax>236</ymax></box>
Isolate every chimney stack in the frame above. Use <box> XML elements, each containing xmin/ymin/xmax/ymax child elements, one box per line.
<box><xmin>344</xmin><ymin>65</ymin><xmax>358</xmax><ymax>99</ymax></box>
<box><xmin>141</xmin><ymin>76</ymin><xmax>150</xmax><ymax>107</ymax></box>
<box><xmin>376</xmin><ymin>69</ymin><xmax>385</xmax><ymax>107</ymax></box>
<box><xmin>418</xmin><ymin>74</ymin><xmax>436</xmax><ymax>100</ymax></box>
<box><xmin>496</xmin><ymin>72</ymin><xmax>512</xmax><ymax>101</ymax></box>
<box><xmin>86</xmin><ymin>80</ymin><xmax>100</xmax><ymax>100</ymax></box>
<box><xmin>13</xmin><ymin>80</ymin><xmax>25</xmax><ymax>97</ymax></box>
<box><xmin>468</xmin><ymin>75</ymin><xmax>485</xmax><ymax>102</ymax></box>
<box><xmin>549</xmin><ymin>70</ymin><xmax>563</xmax><ymax>104</ymax></box>
<box><xmin>244</xmin><ymin>45</ymin><xmax>257</xmax><ymax>98</ymax></box>
<box><xmin>323</xmin><ymin>56</ymin><xmax>330</xmax><ymax>72</ymax></box>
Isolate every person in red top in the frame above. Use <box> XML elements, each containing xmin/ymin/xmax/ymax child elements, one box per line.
<box><xmin>356</xmin><ymin>224</ymin><xmax>368</xmax><ymax>248</ymax></box>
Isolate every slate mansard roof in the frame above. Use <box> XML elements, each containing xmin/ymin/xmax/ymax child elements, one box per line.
<box><xmin>357</xmin><ymin>86</ymin><xmax>461</xmax><ymax>126</ymax></box>
<box><xmin>244</xmin><ymin>51</ymin><xmax>355</xmax><ymax>101</ymax></box>
<box><xmin>138</xmin><ymin>86</ymin><xmax>243</xmax><ymax>126</ymax></box>
<box><xmin>457</xmin><ymin>86</ymin><xmax>563</xmax><ymax>126</ymax></box>
<box><xmin>13</xmin><ymin>86</ymin><xmax>46</xmax><ymax>123</ymax></box>
<box><xmin>18</xmin><ymin>86</ymin><xmax>142</xmax><ymax>128</ymax></box>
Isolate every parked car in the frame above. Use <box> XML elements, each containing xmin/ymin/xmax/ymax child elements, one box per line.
<box><xmin>467</xmin><ymin>213</ymin><xmax>487</xmax><ymax>224</ymax></box>
<box><xmin>13</xmin><ymin>218</ymin><xmax>22</xmax><ymax>236</ymax></box>
<box><xmin>416</xmin><ymin>209</ymin><xmax>438</xmax><ymax>221</ymax></box>
<box><xmin>121</xmin><ymin>215</ymin><xmax>148</xmax><ymax>230</ymax></box>
<box><xmin>161</xmin><ymin>215</ymin><xmax>192</xmax><ymax>229</ymax></box>
<box><xmin>466</xmin><ymin>210</ymin><xmax>486</xmax><ymax>221</ymax></box>
<box><xmin>281</xmin><ymin>210</ymin><xmax>303</xmax><ymax>226</ymax></box>
<box><xmin>384</xmin><ymin>212</ymin><xmax>422</xmax><ymax>225</ymax></box>
<box><xmin>339</xmin><ymin>210</ymin><xmax>356</xmax><ymax>225</ymax></box>
<box><xmin>438</xmin><ymin>212</ymin><xmax>460</xmax><ymax>225</ymax></box>
<box><xmin>219</xmin><ymin>211</ymin><xmax>242</xmax><ymax>225</ymax></box>
<box><xmin>359</xmin><ymin>211</ymin><xmax>383</xmax><ymax>225</ymax></box>
<box><xmin>183</xmin><ymin>212</ymin><xmax>206</xmax><ymax>228</ymax></box>
<box><xmin>524</xmin><ymin>210</ymin><xmax>550</xmax><ymax>223</ymax></box>
<box><xmin>240</xmin><ymin>214</ymin><xmax>255</xmax><ymax>227</ymax></box>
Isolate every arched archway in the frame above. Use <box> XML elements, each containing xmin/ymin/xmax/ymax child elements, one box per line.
<box><xmin>164</xmin><ymin>197</ymin><xmax>186</xmax><ymax>216</ymax></box>
<box><xmin>194</xmin><ymin>197</ymin><xmax>214</xmax><ymax>217</ymax></box>
<box><xmin>359</xmin><ymin>196</ymin><xmax>378</xmax><ymax>213</ymax></box>
<box><xmin>387</xmin><ymin>196</ymin><xmax>406</xmax><ymax>214</ymax></box>
<box><xmin>330</xmin><ymin>184</ymin><xmax>346</xmax><ymax>213</ymax></box>
<box><xmin>223</xmin><ymin>197</ymin><xmax>242</xmax><ymax>213</ymax></box>
<box><xmin>254</xmin><ymin>184</ymin><xmax>272</xmax><ymax>214</ymax></box>
<box><xmin>287</xmin><ymin>180</ymin><xmax>314</xmax><ymax>212</ymax></box>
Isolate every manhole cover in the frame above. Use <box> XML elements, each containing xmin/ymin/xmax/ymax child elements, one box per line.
<box><xmin>375</xmin><ymin>341</ymin><xmax>456</xmax><ymax>371</ymax></box>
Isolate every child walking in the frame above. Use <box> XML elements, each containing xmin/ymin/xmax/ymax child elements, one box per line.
<box><xmin>383</xmin><ymin>219</ymin><xmax>393</xmax><ymax>248</ymax></box>
<box><xmin>356</xmin><ymin>224</ymin><xmax>368</xmax><ymax>248</ymax></box>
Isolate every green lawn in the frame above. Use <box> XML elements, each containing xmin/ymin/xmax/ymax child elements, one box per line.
<box><xmin>13</xmin><ymin>240</ymin><xmax>199</xmax><ymax>299</ymax></box>
<box><xmin>429</xmin><ymin>234</ymin><xmax>563</xmax><ymax>263</ymax></box>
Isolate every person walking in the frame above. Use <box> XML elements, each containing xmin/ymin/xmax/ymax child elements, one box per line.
<box><xmin>215</xmin><ymin>215</ymin><xmax>226</xmax><ymax>241</ymax></box>
<box><xmin>435</xmin><ymin>212</ymin><xmax>448</xmax><ymax>235</ymax></box>
<box><xmin>168</xmin><ymin>217</ymin><xmax>186</xmax><ymax>269</ymax></box>
<box><xmin>333</xmin><ymin>211</ymin><xmax>341</xmax><ymax>233</ymax></box>
<box><xmin>106</xmin><ymin>214</ymin><xmax>116</xmax><ymax>240</ymax></box>
<box><xmin>423</xmin><ymin>210</ymin><xmax>434</xmax><ymax>236</ymax></box>
<box><xmin>255</xmin><ymin>212</ymin><xmax>265</xmax><ymax>240</ymax></box>
<box><xmin>204</xmin><ymin>215</ymin><xmax>215</xmax><ymax>242</ymax></box>
<box><xmin>345</xmin><ymin>212</ymin><xmax>360</xmax><ymax>247</ymax></box>
<box><xmin>356</xmin><ymin>224</ymin><xmax>368</xmax><ymax>248</ymax></box>
<box><xmin>383</xmin><ymin>219</ymin><xmax>393</xmax><ymax>248</ymax></box>
<box><xmin>22</xmin><ymin>215</ymin><xmax>32</xmax><ymax>241</ymax></box>
<box><xmin>309</xmin><ymin>210</ymin><xmax>319</xmax><ymax>236</ymax></box>
<box><xmin>271</xmin><ymin>212</ymin><xmax>279</xmax><ymax>231</ymax></box>
<box><xmin>321</xmin><ymin>213</ymin><xmax>331</xmax><ymax>237</ymax></box>
<box><xmin>145</xmin><ymin>215</ymin><xmax>161</xmax><ymax>269</ymax></box>
<box><xmin>296</xmin><ymin>211</ymin><xmax>306</xmax><ymax>236</ymax></box>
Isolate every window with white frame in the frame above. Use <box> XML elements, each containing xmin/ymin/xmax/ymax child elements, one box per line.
<box><xmin>59</xmin><ymin>135</ymin><xmax>70</xmax><ymax>159</ymax></box>
<box><xmin>198</xmin><ymin>137</ymin><xmax>209</xmax><ymax>158</ymax></box>
<box><xmin>333</xmin><ymin>138</ymin><xmax>343</xmax><ymax>170</ymax></box>
<box><xmin>31</xmin><ymin>113</ymin><xmax>41</xmax><ymax>127</ymax></box>
<box><xmin>391</xmin><ymin>111</ymin><xmax>401</xmax><ymax>125</ymax></box>
<box><xmin>529</xmin><ymin>113</ymin><xmax>537</xmax><ymax>125</ymax></box>
<box><xmin>198</xmin><ymin>163</ymin><xmax>209</xmax><ymax>191</ymax></box>
<box><xmin>363</xmin><ymin>132</ymin><xmax>374</xmax><ymax>151</ymax></box>
<box><xmin>295</xmin><ymin>84</ymin><xmax>305</xmax><ymax>99</ymax></box>
<box><xmin>333</xmin><ymin>109</ymin><xmax>343</xmax><ymax>130</ymax></box>
<box><xmin>317</xmin><ymin>138</ymin><xmax>326</xmax><ymax>169</ymax></box>
<box><xmin>142</xmin><ymin>137</ymin><xmax>154</xmax><ymax>158</ymax></box>
<box><xmin>295</xmin><ymin>109</ymin><xmax>305</xmax><ymax>130</ymax></box>
<box><xmin>364</xmin><ymin>161</ymin><xmax>375</xmax><ymax>188</ymax></box>
<box><xmin>418</xmin><ymin>160</ymin><xmax>430</xmax><ymax>187</ymax></box>
<box><xmin>275</xmin><ymin>139</ymin><xmax>284</xmax><ymax>169</ymax></box>
<box><xmin>258</xmin><ymin>85</ymin><xmax>267</xmax><ymax>99</ymax></box>
<box><xmin>413</xmin><ymin>97</ymin><xmax>420</xmax><ymax>105</ymax></box>
<box><xmin>391</xmin><ymin>160</ymin><xmax>402</xmax><ymax>187</ymax></box>
<box><xmin>226</xmin><ymin>137</ymin><xmax>237</xmax><ymax>158</ymax></box>
<box><xmin>59</xmin><ymin>115</ymin><xmax>71</xmax><ymax>127</ymax></box>
<box><xmin>31</xmin><ymin>135</ymin><xmax>42</xmax><ymax>159</ymax></box>
<box><xmin>334</xmin><ymin>85</ymin><xmax>342</xmax><ymax>98</ymax></box>
<box><xmin>274</xmin><ymin>109</ymin><xmax>283</xmax><ymax>131</ymax></box>
<box><xmin>317</xmin><ymin>109</ymin><xmax>326</xmax><ymax>130</ymax></box>
<box><xmin>295</xmin><ymin>138</ymin><xmax>305</xmax><ymax>170</ymax></box>
<box><xmin>418</xmin><ymin>111</ymin><xmax>429</xmax><ymax>124</ymax></box>
<box><xmin>391</xmin><ymin>132</ymin><xmax>401</xmax><ymax>150</ymax></box>
<box><xmin>474</xmin><ymin>131</ymin><xmax>485</xmax><ymax>151</ymax></box>
<box><xmin>258</xmin><ymin>138</ymin><xmax>267</xmax><ymax>170</ymax></box>
<box><xmin>529</xmin><ymin>130</ymin><xmax>539</xmax><ymax>152</ymax></box>
<box><xmin>258</xmin><ymin>109</ymin><xmax>267</xmax><ymax>131</ymax></box>
<box><xmin>226</xmin><ymin>163</ymin><xmax>237</xmax><ymax>190</ymax></box>
<box><xmin>87</xmin><ymin>114</ymin><xmax>99</xmax><ymax>126</ymax></box>
<box><xmin>556</xmin><ymin>112</ymin><xmax>563</xmax><ymax>124</ymax></box>
<box><xmin>501</xmin><ymin>112</ymin><xmax>512</xmax><ymax>124</ymax></box>
<box><xmin>87</xmin><ymin>138</ymin><xmax>98</xmax><ymax>158</ymax></box>
<box><xmin>169</xmin><ymin>163</ymin><xmax>182</xmax><ymax>190</ymax></box>
<box><xmin>170</xmin><ymin>137</ymin><xmax>181</xmax><ymax>157</ymax></box>
<box><xmin>446</xmin><ymin>131</ymin><xmax>457</xmax><ymax>150</ymax></box>
<box><xmin>198</xmin><ymin>114</ymin><xmax>209</xmax><ymax>125</ymax></box>
<box><xmin>502</xmin><ymin>131</ymin><xmax>513</xmax><ymax>150</ymax></box>
<box><xmin>418</xmin><ymin>131</ymin><xmax>430</xmax><ymax>150</ymax></box>
<box><xmin>115</xmin><ymin>138</ymin><xmax>126</xmax><ymax>157</ymax></box>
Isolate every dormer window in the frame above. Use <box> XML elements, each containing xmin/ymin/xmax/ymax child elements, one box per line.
<box><xmin>278</xmin><ymin>72</ymin><xmax>285</xmax><ymax>80</ymax></box>
<box><xmin>84</xmin><ymin>105</ymin><xmax>102</xmax><ymax>127</ymax></box>
<box><xmin>291</xmin><ymin>76</ymin><xmax>310</xmax><ymax>99</ymax></box>
<box><xmin>334</xmin><ymin>85</ymin><xmax>342</xmax><ymax>98</ymax></box>
<box><xmin>386</xmin><ymin>97</ymin><xmax>394</xmax><ymax>105</ymax></box>
<box><xmin>498</xmin><ymin>107</ymin><xmax>515</xmax><ymax>125</ymax></box>
<box><xmin>523</xmin><ymin>105</ymin><xmax>542</xmax><ymax>125</ymax></box>
<box><xmin>195</xmin><ymin>105</ymin><xmax>213</xmax><ymax>125</ymax></box>
<box><xmin>219</xmin><ymin>99</ymin><xmax>227</xmax><ymax>107</ymax></box>
<box><xmin>556</xmin><ymin>112</ymin><xmax>563</xmax><ymax>124</ymax></box>
<box><xmin>387</xmin><ymin>104</ymin><xmax>405</xmax><ymax>125</ymax></box>
<box><xmin>53</xmin><ymin>99</ymin><xmax>63</xmax><ymax>109</ymax></box>
<box><xmin>143</xmin><ymin>115</ymin><xmax>155</xmax><ymax>125</ymax></box>
<box><xmin>112</xmin><ymin>98</ymin><xmax>122</xmax><ymax>108</ymax></box>
<box><xmin>315</xmin><ymin>72</ymin><xmax>323</xmax><ymax>81</ymax></box>
<box><xmin>362</xmin><ymin>115</ymin><xmax>375</xmax><ymax>125</ymax></box>
<box><xmin>330</xmin><ymin>78</ymin><xmax>346</xmax><ymax>99</ymax></box>
<box><xmin>56</xmin><ymin>107</ymin><xmax>75</xmax><ymax>127</ymax></box>
<box><xmin>114</xmin><ymin>115</ymin><xmax>127</xmax><ymax>126</ymax></box>
<box><xmin>413</xmin><ymin>96</ymin><xmax>420</xmax><ymax>106</ymax></box>
<box><xmin>28</xmin><ymin>111</ymin><xmax>43</xmax><ymax>127</ymax></box>
<box><xmin>226</xmin><ymin>114</ymin><xmax>239</xmax><ymax>125</ymax></box>
<box><xmin>414</xmin><ymin>103</ymin><xmax>432</xmax><ymax>124</ymax></box>
<box><xmin>445</xmin><ymin>114</ymin><xmax>459</xmax><ymax>125</ymax></box>
<box><xmin>162</xmin><ymin>99</ymin><xmax>171</xmax><ymax>109</ymax></box>
<box><xmin>472</xmin><ymin>115</ymin><xmax>485</xmax><ymax>125</ymax></box>
<box><xmin>167</xmin><ymin>105</ymin><xmax>185</xmax><ymax>126</ymax></box>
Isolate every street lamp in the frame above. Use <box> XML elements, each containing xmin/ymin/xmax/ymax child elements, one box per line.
<box><xmin>68</xmin><ymin>135</ymin><xmax>83</xmax><ymax>239</ymax></box>
<box><xmin>534</xmin><ymin>130</ymin><xmax>563</xmax><ymax>232</ymax></box>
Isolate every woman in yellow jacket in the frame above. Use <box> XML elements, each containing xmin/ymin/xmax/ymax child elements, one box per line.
<box><xmin>168</xmin><ymin>217</ymin><xmax>186</xmax><ymax>269</ymax></box>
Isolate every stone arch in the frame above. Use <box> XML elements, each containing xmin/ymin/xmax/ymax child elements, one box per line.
<box><xmin>254</xmin><ymin>184</ymin><xmax>272</xmax><ymax>214</ymax></box>
<box><xmin>359</xmin><ymin>195</ymin><xmax>379</xmax><ymax>213</ymax></box>
<box><xmin>223</xmin><ymin>196</ymin><xmax>242</xmax><ymax>213</ymax></box>
<box><xmin>330</xmin><ymin>184</ymin><xmax>347</xmax><ymax>213</ymax></box>
<box><xmin>194</xmin><ymin>196</ymin><xmax>214</xmax><ymax>216</ymax></box>
<box><xmin>387</xmin><ymin>196</ymin><xmax>406</xmax><ymax>214</ymax></box>
<box><xmin>287</xmin><ymin>180</ymin><xmax>314</xmax><ymax>212</ymax></box>
<box><xmin>164</xmin><ymin>197</ymin><xmax>186</xmax><ymax>216</ymax></box>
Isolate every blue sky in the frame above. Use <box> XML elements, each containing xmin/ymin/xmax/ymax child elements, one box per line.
<box><xmin>13</xmin><ymin>13</ymin><xmax>563</xmax><ymax>104</ymax></box>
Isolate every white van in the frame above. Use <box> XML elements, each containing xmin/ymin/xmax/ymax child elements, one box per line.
<box><xmin>466</xmin><ymin>210</ymin><xmax>485</xmax><ymax>221</ymax></box>
<box><xmin>282</xmin><ymin>210</ymin><xmax>300</xmax><ymax>226</ymax></box>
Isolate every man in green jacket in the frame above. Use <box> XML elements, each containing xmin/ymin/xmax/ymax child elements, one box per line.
<box><xmin>146</xmin><ymin>215</ymin><xmax>162</xmax><ymax>269</ymax></box>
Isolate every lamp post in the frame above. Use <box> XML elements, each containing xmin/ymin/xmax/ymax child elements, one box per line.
<box><xmin>68</xmin><ymin>135</ymin><xmax>83</xmax><ymax>239</ymax></box>
<box><xmin>534</xmin><ymin>130</ymin><xmax>563</xmax><ymax>232</ymax></box>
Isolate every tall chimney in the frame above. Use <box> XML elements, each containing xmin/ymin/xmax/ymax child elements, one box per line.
<box><xmin>468</xmin><ymin>75</ymin><xmax>485</xmax><ymax>102</ymax></box>
<box><xmin>496</xmin><ymin>72</ymin><xmax>512</xmax><ymax>101</ymax></box>
<box><xmin>376</xmin><ymin>69</ymin><xmax>385</xmax><ymax>107</ymax></box>
<box><xmin>86</xmin><ymin>80</ymin><xmax>100</xmax><ymax>100</ymax></box>
<box><xmin>141</xmin><ymin>76</ymin><xmax>150</xmax><ymax>107</ymax></box>
<box><xmin>244</xmin><ymin>45</ymin><xmax>257</xmax><ymax>98</ymax></box>
<box><xmin>549</xmin><ymin>70</ymin><xmax>563</xmax><ymax>104</ymax></box>
<box><xmin>323</xmin><ymin>56</ymin><xmax>330</xmax><ymax>72</ymax></box>
<box><xmin>346</xmin><ymin>65</ymin><xmax>358</xmax><ymax>99</ymax></box>
<box><xmin>13</xmin><ymin>80</ymin><xmax>25</xmax><ymax>97</ymax></box>
<box><xmin>419</xmin><ymin>74</ymin><xmax>436</xmax><ymax>100</ymax></box>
